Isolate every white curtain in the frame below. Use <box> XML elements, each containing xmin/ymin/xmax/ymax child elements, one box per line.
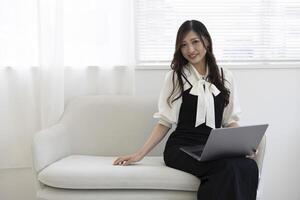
<box><xmin>0</xmin><ymin>0</ymin><xmax>135</xmax><ymax>169</ymax></box>
<box><xmin>38</xmin><ymin>0</ymin><xmax>64</xmax><ymax>128</ymax></box>
<box><xmin>63</xmin><ymin>0</ymin><xmax>135</xmax><ymax>102</ymax></box>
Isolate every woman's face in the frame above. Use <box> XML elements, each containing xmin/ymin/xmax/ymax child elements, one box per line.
<box><xmin>180</xmin><ymin>31</ymin><xmax>207</xmax><ymax>67</ymax></box>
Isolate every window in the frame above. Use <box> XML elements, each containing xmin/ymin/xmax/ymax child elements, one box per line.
<box><xmin>0</xmin><ymin>0</ymin><xmax>39</xmax><ymax>67</ymax></box>
<box><xmin>0</xmin><ymin>0</ymin><xmax>134</xmax><ymax>69</ymax></box>
<box><xmin>135</xmin><ymin>0</ymin><xmax>300</xmax><ymax>67</ymax></box>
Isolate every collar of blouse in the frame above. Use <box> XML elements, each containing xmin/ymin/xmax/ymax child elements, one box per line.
<box><xmin>183</xmin><ymin>63</ymin><xmax>220</xmax><ymax>129</ymax></box>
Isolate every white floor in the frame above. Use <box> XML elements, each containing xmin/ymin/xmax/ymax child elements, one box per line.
<box><xmin>0</xmin><ymin>168</ymin><xmax>36</xmax><ymax>200</ymax></box>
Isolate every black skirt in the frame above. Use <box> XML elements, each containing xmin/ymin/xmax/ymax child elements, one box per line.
<box><xmin>164</xmin><ymin>142</ymin><xmax>259</xmax><ymax>200</ymax></box>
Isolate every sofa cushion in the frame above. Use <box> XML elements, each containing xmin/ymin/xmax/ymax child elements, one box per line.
<box><xmin>38</xmin><ymin>155</ymin><xmax>200</xmax><ymax>191</ymax></box>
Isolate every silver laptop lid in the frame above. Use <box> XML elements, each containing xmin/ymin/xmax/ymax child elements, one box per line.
<box><xmin>199</xmin><ymin>124</ymin><xmax>268</xmax><ymax>161</ymax></box>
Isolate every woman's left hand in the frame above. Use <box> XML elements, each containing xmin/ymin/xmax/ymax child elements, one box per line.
<box><xmin>246</xmin><ymin>149</ymin><xmax>258</xmax><ymax>159</ymax></box>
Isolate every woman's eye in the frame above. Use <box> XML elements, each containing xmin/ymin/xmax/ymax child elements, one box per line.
<box><xmin>192</xmin><ymin>40</ymin><xmax>199</xmax><ymax>44</ymax></box>
<box><xmin>180</xmin><ymin>44</ymin><xmax>187</xmax><ymax>48</ymax></box>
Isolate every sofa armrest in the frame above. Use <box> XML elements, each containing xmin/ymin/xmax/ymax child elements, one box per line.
<box><xmin>32</xmin><ymin>124</ymin><xmax>71</xmax><ymax>173</ymax></box>
<box><xmin>254</xmin><ymin>134</ymin><xmax>266</xmax><ymax>174</ymax></box>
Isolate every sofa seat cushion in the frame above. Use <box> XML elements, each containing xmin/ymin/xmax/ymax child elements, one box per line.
<box><xmin>38</xmin><ymin>155</ymin><xmax>200</xmax><ymax>191</ymax></box>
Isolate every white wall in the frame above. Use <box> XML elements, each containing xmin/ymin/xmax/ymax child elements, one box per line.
<box><xmin>135</xmin><ymin>66</ymin><xmax>300</xmax><ymax>200</ymax></box>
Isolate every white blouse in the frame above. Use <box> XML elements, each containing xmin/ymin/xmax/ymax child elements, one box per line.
<box><xmin>153</xmin><ymin>63</ymin><xmax>241</xmax><ymax>129</ymax></box>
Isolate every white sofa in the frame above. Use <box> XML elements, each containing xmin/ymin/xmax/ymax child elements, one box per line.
<box><xmin>32</xmin><ymin>95</ymin><xmax>266</xmax><ymax>200</ymax></box>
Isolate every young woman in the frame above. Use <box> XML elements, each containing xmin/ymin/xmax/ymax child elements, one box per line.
<box><xmin>113</xmin><ymin>20</ymin><xmax>259</xmax><ymax>200</ymax></box>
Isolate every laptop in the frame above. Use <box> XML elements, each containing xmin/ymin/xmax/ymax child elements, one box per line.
<box><xmin>180</xmin><ymin>124</ymin><xmax>268</xmax><ymax>162</ymax></box>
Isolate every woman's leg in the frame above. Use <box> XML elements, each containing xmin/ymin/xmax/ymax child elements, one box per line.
<box><xmin>164</xmin><ymin>145</ymin><xmax>259</xmax><ymax>200</ymax></box>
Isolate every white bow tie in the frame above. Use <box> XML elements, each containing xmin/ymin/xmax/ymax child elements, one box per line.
<box><xmin>189</xmin><ymin>78</ymin><xmax>220</xmax><ymax>128</ymax></box>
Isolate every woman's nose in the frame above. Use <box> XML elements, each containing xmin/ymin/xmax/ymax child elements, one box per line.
<box><xmin>187</xmin><ymin>44</ymin><xmax>195</xmax><ymax>53</ymax></box>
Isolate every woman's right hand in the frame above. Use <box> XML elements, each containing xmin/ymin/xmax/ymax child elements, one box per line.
<box><xmin>113</xmin><ymin>123</ymin><xmax>169</xmax><ymax>166</ymax></box>
<box><xmin>113</xmin><ymin>152</ymin><xmax>143</xmax><ymax>166</ymax></box>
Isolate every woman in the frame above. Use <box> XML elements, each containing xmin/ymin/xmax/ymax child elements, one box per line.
<box><xmin>113</xmin><ymin>20</ymin><xmax>258</xmax><ymax>200</ymax></box>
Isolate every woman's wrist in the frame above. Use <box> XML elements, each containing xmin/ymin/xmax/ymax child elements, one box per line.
<box><xmin>136</xmin><ymin>150</ymin><xmax>145</xmax><ymax>159</ymax></box>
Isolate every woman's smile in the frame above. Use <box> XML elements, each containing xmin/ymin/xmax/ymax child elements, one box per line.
<box><xmin>188</xmin><ymin>53</ymin><xmax>198</xmax><ymax>59</ymax></box>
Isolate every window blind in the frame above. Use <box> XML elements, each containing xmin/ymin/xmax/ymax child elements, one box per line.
<box><xmin>135</xmin><ymin>0</ymin><xmax>300</xmax><ymax>65</ymax></box>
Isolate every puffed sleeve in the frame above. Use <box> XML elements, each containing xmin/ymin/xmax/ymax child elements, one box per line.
<box><xmin>222</xmin><ymin>69</ymin><xmax>242</xmax><ymax>127</ymax></box>
<box><xmin>153</xmin><ymin>71</ymin><xmax>182</xmax><ymax>128</ymax></box>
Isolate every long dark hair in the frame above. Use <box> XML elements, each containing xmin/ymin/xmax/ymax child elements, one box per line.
<box><xmin>167</xmin><ymin>20</ymin><xmax>230</xmax><ymax>107</ymax></box>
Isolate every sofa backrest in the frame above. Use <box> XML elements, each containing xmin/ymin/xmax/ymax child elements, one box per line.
<box><xmin>60</xmin><ymin>95</ymin><xmax>169</xmax><ymax>156</ymax></box>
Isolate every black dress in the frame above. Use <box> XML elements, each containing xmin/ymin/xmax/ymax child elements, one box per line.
<box><xmin>163</xmin><ymin>75</ymin><xmax>259</xmax><ymax>200</ymax></box>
